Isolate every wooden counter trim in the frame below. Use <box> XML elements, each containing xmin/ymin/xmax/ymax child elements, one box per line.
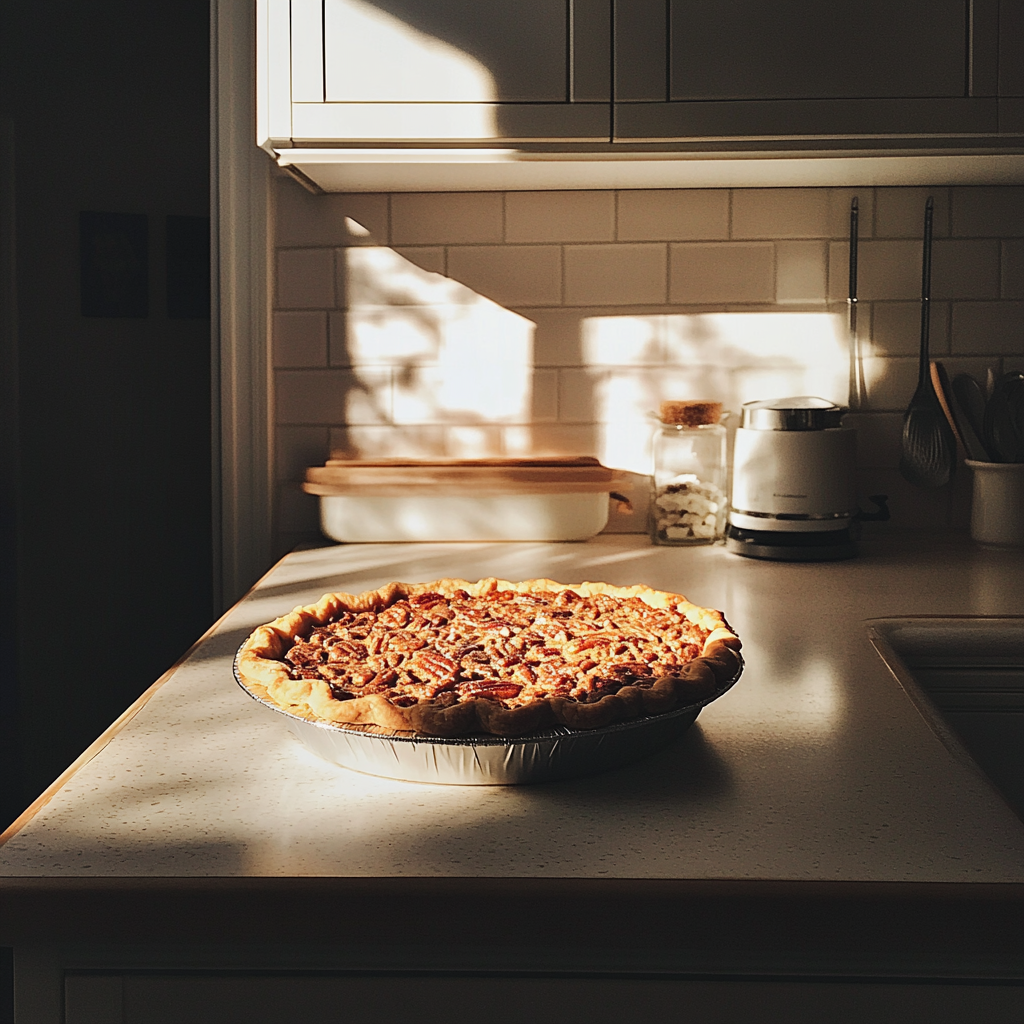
<box><xmin>0</xmin><ymin>555</ymin><xmax>289</xmax><ymax>848</ymax></box>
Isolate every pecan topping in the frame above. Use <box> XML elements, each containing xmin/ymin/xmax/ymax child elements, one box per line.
<box><xmin>282</xmin><ymin>585</ymin><xmax>716</xmax><ymax>715</ymax></box>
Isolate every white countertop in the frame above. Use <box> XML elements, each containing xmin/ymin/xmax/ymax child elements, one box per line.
<box><xmin>3</xmin><ymin>534</ymin><xmax>1024</xmax><ymax>883</ymax></box>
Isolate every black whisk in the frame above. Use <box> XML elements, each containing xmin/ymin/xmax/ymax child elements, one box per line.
<box><xmin>899</xmin><ymin>197</ymin><xmax>955</xmax><ymax>488</ymax></box>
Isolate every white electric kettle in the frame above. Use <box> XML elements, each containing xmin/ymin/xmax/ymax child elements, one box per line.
<box><xmin>726</xmin><ymin>397</ymin><xmax>859</xmax><ymax>561</ymax></box>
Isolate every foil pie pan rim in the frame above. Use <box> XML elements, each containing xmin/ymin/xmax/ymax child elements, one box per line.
<box><xmin>232</xmin><ymin>646</ymin><xmax>743</xmax><ymax>746</ymax></box>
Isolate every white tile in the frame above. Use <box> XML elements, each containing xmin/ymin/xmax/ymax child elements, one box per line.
<box><xmin>273</xmin><ymin>311</ymin><xmax>328</xmax><ymax>367</ymax></box>
<box><xmin>1002</xmin><ymin>240</ymin><xmax>1024</xmax><ymax>299</ymax></box>
<box><xmin>276</xmin><ymin>249</ymin><xmax>336</xmax><ymax>308</ymax></box>
<box><xmin>444</xmin><ymin>425</ymin><xmax>504</xmax><ymax>458</ymax></box>
<box><xmin>931</xmin><ymin>240</ymin><xmax>1000</xmax><ymax>300</ymax></box>
<box><xmin>341</xmin><ymin>246</ymin><xmax>467</xmax><ymax>308</ymax></box>
<box><xmin>875</xmin><ymin>188</ymin><xmax>950</xmax><ymax>238</ymax></box>
<box><xmin>518</xmin><ymin>308</ymin><xmax>587</xmax><ymax>367</ymax></box>
<box><xmin>564</xmin><ymin>244</ymin><xmax>667</xmax><ymax>306</ymax></box>
<box><xmin>276</xmin><ymin>426</ymin><xmax>330</xmax><ymax>481</ymax></box>
<box><xmin>391</xmin><ymin>192</ymin><xmax>503</xmax><ymax>245</ymax></box>
<box><xmin>597</xmin><ymin>415</ymin><xmax>658</xmax><ymax>475</ymax></box>
<box><xmin>950</xmin><ymin>302</ymin><xmax>1024</xmax><ymax>354</ymax></box>
<box><xmin>941</xmin><ymin>356</ymin><xmax>1006</xmax><ymax>387</ymax></box>
<box><xmin>828</xmin><ymin>240</ymin><xmax>920</xmax><ymax>302</ymax></box>
<box><xmin>951</xmin><ymin>186</ymin><xmax>1024</xmax><ymax>237</ymax></box>
<box><xmin>333</xmin><ymin>306</ymin><xmax>443</xmax><ymax>366</ymax></box>
<box><xmin>275</xmin><ymin>179</ymin><xmax>388</xmax><ymax>246</ymax></box>
<box><xmin>661</xmin><ymin>311</ymin><xmax>849</xmax><ymax>407</ymax></box>
<box><xmin>505</xmin><ymin>191</ymin><xmax>615</xmax><ymax>243</ymax></box>
<box><xmin>531</xmin><ymin>369</ymin><xmax>559</xmax><ymax>421</ymax></box>
<box><xmin>558</xmin><ymin>367</ymin><xmax>603</xmax><ymax>423</ymax></box>
<box><xmin>669</xmin><ymin>243</ymin><xmax>774</xmax><ymax>303</ymax></box>
<box><xmin>500</xmin><ymin>424</ymin><xmax>601</xmax><ymax>457</ymax></box>
<box><xmin>446</xmin><ymin>245</ymin><xmax>562</xmax><ymax>306</ymax></box>
<box><xmin>775</xmin><ymin>241</ymin><xmax>827</xmax><ymax>303</ymax></box>
<box><xmin>842</xmin><ymin>412</ymin><xmax>903</xmax><ymax>469</ymax></box>
<box><xmin>869</xmin><ymin>302</ymin><xmax>950</xmax><ymax>357</ymax></box>
<box><xmin>859</xmin><ymin>356</ymin><xmax>918</xmax><ymax>412</ymax></box>
<box><xmin>329</xmin><ymin>425</ymin><xmax>447</xmax><ymax>459</ymax></box>
<box><xmin>617</xmin><ymin>189</ymin><xmax>729</xmax><ymax>241</ymax></box>
<box><xmin>275</xmin><ymin>368</ymin><xmax>391</xmax><ymax>424</ymax></box>
<box><xmin>580</xmin><ymin>314</ymin><xmax>665</xmax><ymax>365</ymax></box>
<box><xmin>392</xmin><ymin>358</ymin><xmax>533</xmax><ymax>425</ymax></box>
<box><xmin>732</xmin><ymin>189</ymin><xmax>829</xmax><ymax>239</ymax></box>
<box><xmin>826</xmin><ymin>189</ymin><xmax>875</xmax><ymax>239</ymax></box>
<box><xmin>393</xmin><ymin>247</ymin><xmax>446</xmax><ymax>275</ymax></box>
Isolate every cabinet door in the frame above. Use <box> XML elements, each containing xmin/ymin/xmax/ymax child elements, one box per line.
<box><xmin>614</xmin><ymin>0</ymin><xmax>1004</xmax><ymax>142</ymax></box>
<box><xmin>669</xmin><ymin>1</ymin><xmax>966</xmax><ymax>102</ymax></box>
<box><xmin>286</xmin><ymin>0</ymin><xmax>611</xmax><ymax>143</ymax></box>
<box><xmin>324</xmin><ymin>0</ymin><xmax>568</xmax><ymax>103</ymax></box>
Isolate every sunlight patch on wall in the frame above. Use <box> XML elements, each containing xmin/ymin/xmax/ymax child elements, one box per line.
<box><xmin>583</xmin><ymin>312</ymin><xmax>849</xmax><ymax>474</ymax></box>
<box><xmin>342</xmin><ymin>248</ymin><xmax>533</xmax><ymax>453</ymax></box>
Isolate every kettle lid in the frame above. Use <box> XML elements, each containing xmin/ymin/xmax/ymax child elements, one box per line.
<box><xmin>741</xmin><ymin>396</ymin><xmax>845</xmax><ymax>431</ymax></box>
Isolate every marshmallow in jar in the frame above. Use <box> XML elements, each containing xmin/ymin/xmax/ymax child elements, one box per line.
<box><xmin>650</xmin><ymin>401</ymin><xmax>727</xmax><ymax>546</ymax></box>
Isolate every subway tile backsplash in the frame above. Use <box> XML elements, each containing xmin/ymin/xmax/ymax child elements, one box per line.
<box><xmin>272</xmin><ymin>179</ymin><xmax>1024</xmax><ymax>554</ymax></box>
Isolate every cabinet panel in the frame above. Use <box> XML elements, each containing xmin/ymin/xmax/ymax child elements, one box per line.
<box><xmin>615</xmin><ymin>98</ymin><xmax>999</xmax><ymax>142</ymax></box>
<box><xmin>1000</xmin><ymin>0</ymin><xmax>1024</xmax><ymax>96</ymax></box>
<box><xmin>668</xmin><ymin>1</ymin><xmax>967</xmax><ymax>102</ymax></box>
<box><xmin>291</xmin><ymin>0</ymin><xmax>324</xmax><ymax>103</ymax></box>
<box><xmin>292</xmin><ymin>102</ymin><xmax>609</xmax><ymax>143</ymax></box>
<box><xmin>614</xmin><ymin>0</ymin><xmax>666</xmax><ymax>101</ymax></box>
<box><xmin>323</xmin><ymin>0</ymin><xmax>569</xmax><ymax>103</ymax></box>
<box><xmin>572</xmin><ymin>0</ymin><xmax>611</xmax><ymax>102</ymax></box>
<box><xmin>62</xmin><ymin>971</ymin><xmax>1024</xmax><ymax>1024</ymax></box>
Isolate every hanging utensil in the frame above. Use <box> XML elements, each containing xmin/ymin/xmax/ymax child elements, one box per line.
<box><xmin>951</xmin><ymin>373</ymin><xmax>994</xmax><ymax>460</ymax></box>
<box><xmin>984</xmin><ymin>371</ymin><xmax>1024</xmax><ymax>463</ymax></box>
<box><xmin>899</xmin><ymin>197</ymin><xmax>956</xmax><ymax>488</ymax></box>
<box><xmin>929</xmin><ymin>360</ymin><xmax>965</xmax><ymax>449</ymax></box>
<box><xmin>848</xmin><ymin>197</ymin><xmax>862</xmax><ymax>410</ymax></box>
<box><xmin>943</xmin><ymin>370</ymin><xmax>990</xmax><ymax>461</ymax></box>
<box><xmin>1008</xmin><ymin>373</ymin><xmax>1024</xmax><ymax>462</ymax></box>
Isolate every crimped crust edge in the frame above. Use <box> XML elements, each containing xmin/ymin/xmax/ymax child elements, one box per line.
<box><xmin>236</xmin><ymin>577</ymin><xmax>741</xmax><ymax>738</ymax></box>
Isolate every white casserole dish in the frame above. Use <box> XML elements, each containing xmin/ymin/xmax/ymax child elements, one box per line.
<box><xmin>317</xmin><ymin>491</ymin><xmax>610</xmax><ymax>542</ymax></box>
<box><xmin>303</xmin><ymin>457</ymin><xmax>625</xmax><ymax>542</ymax></box>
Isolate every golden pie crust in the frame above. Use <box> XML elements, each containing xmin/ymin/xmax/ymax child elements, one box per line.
<box><xmin>236</xmin><ymin>577</ymin><xmax>741</xmax><ymax>738</ymax></box>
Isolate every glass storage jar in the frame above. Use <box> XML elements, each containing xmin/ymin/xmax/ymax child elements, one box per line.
<box><xmin>650</xmin><ymin>401</ymin><xmax>727</xmax><ymax>545</ymax></box>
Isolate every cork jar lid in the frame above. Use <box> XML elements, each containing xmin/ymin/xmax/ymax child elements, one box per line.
<box><xmin>659</xmin><ymin>400</ymin><xmax>723</xmax><ymax>426</ymax></box>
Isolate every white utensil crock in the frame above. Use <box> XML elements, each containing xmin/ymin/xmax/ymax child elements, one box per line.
<box><xmin>965</xmin><ymin>460</ymin><xmax>1024</xmax><ymax>547</ymax></box>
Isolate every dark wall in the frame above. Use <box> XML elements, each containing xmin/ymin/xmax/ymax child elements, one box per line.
<box><xmin>0</xmin><ymin>0</ymin><xmax>212</xmax><ymax>825</ymax></box>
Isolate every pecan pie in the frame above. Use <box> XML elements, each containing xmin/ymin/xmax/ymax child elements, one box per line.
<box><xmin>236</xmin><ymin>577</ymin><xmax>741</xmax><ymax>738</ymax></box>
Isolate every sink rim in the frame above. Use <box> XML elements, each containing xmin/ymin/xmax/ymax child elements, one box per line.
<box><xmin>868</xmin><ymin>616</ymin><xmax>1024</xmax><ymax>822</ymax></box>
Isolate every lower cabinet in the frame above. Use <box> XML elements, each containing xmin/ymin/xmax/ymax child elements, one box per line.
<box><xmin>63</xmin><ymin>970</ymin><xmax>1024</xmax><ymax>1024</ymax></box>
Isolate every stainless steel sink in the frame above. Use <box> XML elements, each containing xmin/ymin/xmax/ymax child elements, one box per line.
<box><xmin>869</xmin><ymin>617</ymin><xmax>1024</xmax><ymax>821</ymax></box>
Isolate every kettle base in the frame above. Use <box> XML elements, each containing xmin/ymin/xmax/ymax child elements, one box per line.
<box><xmin>725</xmin><ymin>524</ymin><xmax>857</xmax><ymax>562</ymax></box>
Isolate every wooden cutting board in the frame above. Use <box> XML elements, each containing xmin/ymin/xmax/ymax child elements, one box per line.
<box><xmin>303</xmin><ymin>456</ymin><xmax>627</xmax><ymax>495</ymax></box>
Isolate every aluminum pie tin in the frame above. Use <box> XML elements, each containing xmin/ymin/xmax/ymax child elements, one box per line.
<box><xmin>233</xmin><ymin>648</ymin><xmax>742</xmax><ymax>786</ymax></box>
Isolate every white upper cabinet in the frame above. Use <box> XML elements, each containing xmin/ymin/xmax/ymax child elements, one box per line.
<box><xmin>268</xmin><ymin>0</ymin><xmax>611</xmax><ymax>145</ymax></box>
<box><xmin>322</xmin><ymin>0</ymin><xmax>567</xmax><ymax>103</ymax></box>
<box><xmin>256</xmin><ymin>0</ymin><xmax>1024</xmax><ymax>190</ymax></box>
<box><xmin>614</xmin><ymin>0</ymin><xmax>1023</xmax><ymax>142</ymax></box>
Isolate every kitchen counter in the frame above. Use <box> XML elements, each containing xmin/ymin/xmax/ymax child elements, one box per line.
<box><xmin>3</xmin><ymin>534</ymin><xmax>1024</xmax><ymax>1019</ymax></box>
